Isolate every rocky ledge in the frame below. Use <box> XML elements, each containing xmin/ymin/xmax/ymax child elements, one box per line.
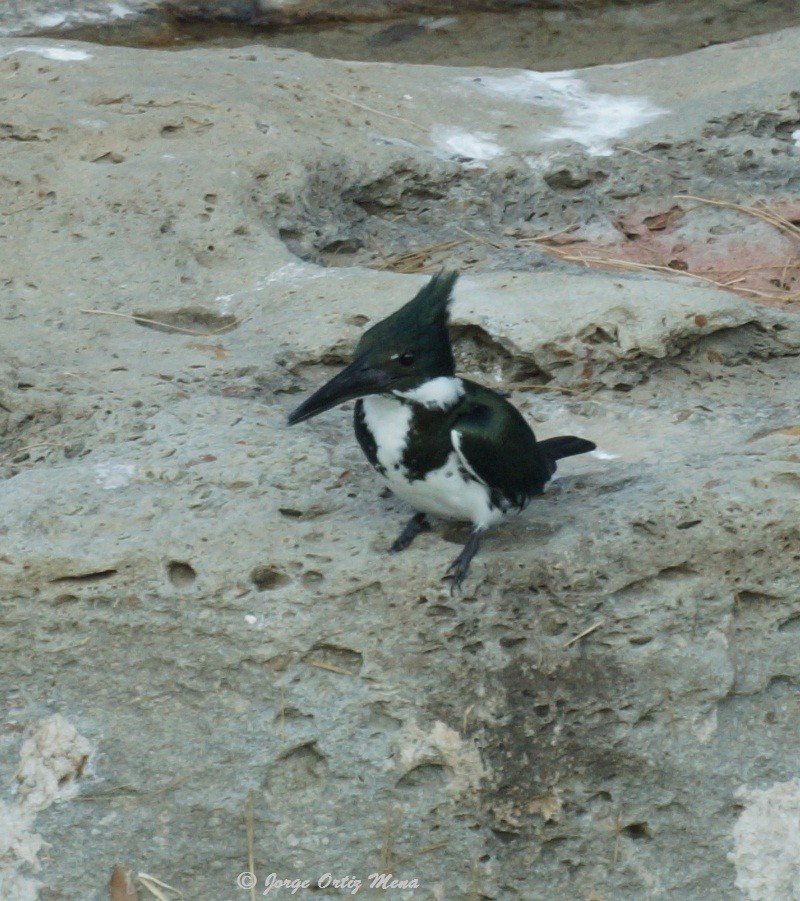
<box><xmin>0</xmin><ymin>23</ymin><xmax>799</xmax><ymax>901</ymax></box>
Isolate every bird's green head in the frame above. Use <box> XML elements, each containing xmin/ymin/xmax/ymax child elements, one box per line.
<box><xmin>355</xmin><ymin>269</ymin><xmax>457</xmax><ymax>386</ymax></box>
<box><xmin>288</xmin><ymin>270</ymin><xmax>458</xmax><ymax>425</ymax></box>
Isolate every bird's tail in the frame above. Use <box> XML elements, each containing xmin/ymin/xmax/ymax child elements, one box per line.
<box><xmin>539</xmin><ymin>436</ymin><xmax>596</xmax><ymax>462</ymax></box>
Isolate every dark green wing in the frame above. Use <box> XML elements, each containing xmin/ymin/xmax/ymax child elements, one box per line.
<box><xmin>452</xmin><ymin>383</ymin><xmax>553</xmax><ymax>509</ymax></box>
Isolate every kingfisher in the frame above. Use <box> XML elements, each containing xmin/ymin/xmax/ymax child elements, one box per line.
<box><xmin>287</xmin><ymin>271</ymin><xmax>596</xmax><ymax>591</ymax></box>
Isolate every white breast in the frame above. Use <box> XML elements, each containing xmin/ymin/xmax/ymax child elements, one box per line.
<box><xmin>361</xmin><ymin>395</ymin><xmax>413</xmax><ymax>473</ymax></box>
<box><xmin>387</xmin><ymin>452</ymin><xmax>503</xmax><ymax>528</ymax></box>
<box><xmin>361</xmin><ymin>395</ymin><xmax>503</xmax><ymax>528</ymax></box>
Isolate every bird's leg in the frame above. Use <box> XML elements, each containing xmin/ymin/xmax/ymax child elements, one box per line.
<box><xmin>444</xmin><ymin>527</ymin><xmax>484</xmax><ymax>594</ymax></box>
<box><xmin>389</xmin><ymin>512</ymin><xmax>431</xmax><ymax>554</ymax></box>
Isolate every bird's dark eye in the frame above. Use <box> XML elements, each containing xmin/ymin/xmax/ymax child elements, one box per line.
<box><xmin>399</xmin><ymin>351</ymin><xmax>415</xmax><ymax>366</ymax></box>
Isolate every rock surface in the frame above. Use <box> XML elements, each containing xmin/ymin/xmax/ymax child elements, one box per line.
<box><xmin>10</xmin><ymin>0</ymin><xmax>800</xmax><ymax>75</ymax></box>
<box><xmin>0</xmin><ymin>22</ymin><xmax>799</xmax><ymax>901</ymax></box>
<box><xmin>0</xmin><ymin>0</ymin><xmax>676</xmax><ymax>39</ymax></box>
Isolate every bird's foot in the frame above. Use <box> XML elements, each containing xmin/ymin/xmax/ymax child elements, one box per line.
<box><xmin>443</xmin><ymin>528</ymin><xmax>483</xmax><ymax>595</ymax></box>
<box><xmin>389</xmin><ymin>512</ymin><xmax>431</xmax><ymax>554</ymax></box>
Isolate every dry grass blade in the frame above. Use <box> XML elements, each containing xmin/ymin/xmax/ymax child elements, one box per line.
<box><xmin>246</xmin><ymin>791</ymin><xmax>257</xmax><ymax>901</ymax></box>
<box><xmin>546</xmin><ymin>248</ymin><xmax>797</xmax><ymax>301</ymax></box>
<box><xmin>77</xmin><ymin>775</ymin><xmax>190</xmax><ymax>801</ymax></box>
<box><xmin>278</xmin><ymin>686</ymin><xmax>286</xmax><ymax>744</ymax></box>
<box><xmin>379</xmin><ymin>807</ymin><xmax>401</xmax><ymax>872</ymax></box>
<box><xmin>455</xmin><ymin>225</ymin><xmax>506</xmax><ymax>249</ymax></box>
<box><xmin>368</xmin><ymin>234</ymin><xmax>391</xmax><ymax>265</ymax></box>
<box><xmin>515</xmin><ymin>223</ymin><xmax>581</xmax><ymax>245</ymax></box>
<box><xmin>618</xmin><ymin>144</ymin><xmax>667</xmax><ymax>165</ymax></box>
<box><xmin>0</xmin><ymin>442</ymin><xmax>61</xmax><ymax>462</ymax></box>
<box><xmin>698</xmin><ymin>262</ymin><xmax>800</xmax><ymax>275</ymax></box>
<box><xmin>80</xmin><ymin>308</ymin><xmax>240</xmax><ymax>336</ymax></box>
<box><xmin>780</xmin><ymin>257</ymin><xmax>792</xmax><ymax>283</ymax></box>
<box><xmin>369</xmin><ymin>239</ymin><xmax>464</xmax><ymax>273</ymax></box>
<box><xmin>137</xmin><ymin>873</ymin><xmax>181</xmax><ymax>900</ymax></box>
<box><xmin>1</xmin><ymin>197</ymin><xmax>51</xmax><ymax>216</ymax></box>
<box><xmin>506</xmin><ymin>382</ymin><xmax>586</xmax><ymax>396</ymax></box>
<box><xmin>305</xmin><ymin>658</ymin><xmax>357</xmax><ymax>676</ymax></box>
<box><xmin>395</xmin><ymin>841</ymin><xmax>449</xmax><ymax>866</ymax></box>
<box><xmin>564</xmin><ymin>620</ymin><xmax>604</xmax><ymax>648</ymax></box>
<box><xmin>675</xmin><ymin>193</ymin><xmax>800</xmax><ymax>241</ymax></box>
<box><xmin>320</xmin><ymin>89</ymin><xmax>426</xmax><ymax>133</ymax></box>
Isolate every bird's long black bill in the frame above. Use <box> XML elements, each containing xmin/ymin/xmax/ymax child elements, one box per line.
<box><xmin>287</xmin><ymin>356</ymin><xmax>391</xmax><ymax>425</ymax></box>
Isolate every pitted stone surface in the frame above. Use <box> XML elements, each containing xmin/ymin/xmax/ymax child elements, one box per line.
<box><xmin>1</xmin><ymin>25</ymin><xmax>799</xmax><ymax>901</ymax></box>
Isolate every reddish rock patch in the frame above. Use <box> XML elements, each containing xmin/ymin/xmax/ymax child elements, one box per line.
<box><xmin>542</xmin><ymin>197</ymin><xmax>800</xmax><ymax>311</ymax></box>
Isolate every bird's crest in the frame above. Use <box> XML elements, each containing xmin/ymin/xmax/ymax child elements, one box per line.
<box><xmin>357</xmin><ymin>270</ymin><xmax>458</xmax><ymax>359</ymax></box>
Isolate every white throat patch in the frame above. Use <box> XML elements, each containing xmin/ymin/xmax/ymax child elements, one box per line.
<box><xmin>394</xmin><ymin>376</ymin><xmax>465</xmax><ymax>410</ymax></box>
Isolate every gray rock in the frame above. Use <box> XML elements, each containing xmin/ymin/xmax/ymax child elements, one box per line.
<box><xmin>0</xmin><ymin>24</ymin><xmax>799</xmax><ymax>901</ymax></box>
<box><xmin>0</xmin><ymin>1</ymin><xmax>664</xmax><ymax>38</ymax></box>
